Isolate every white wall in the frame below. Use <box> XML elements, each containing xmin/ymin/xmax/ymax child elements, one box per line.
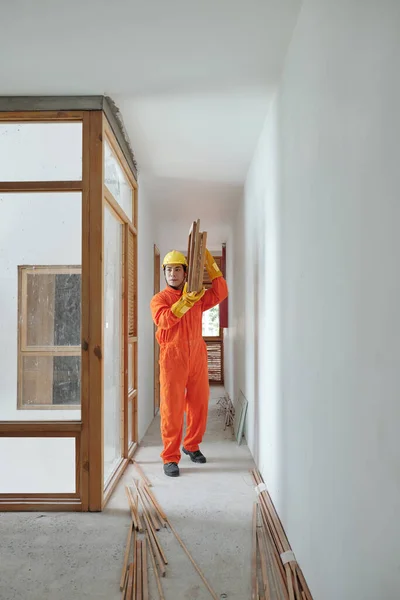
<box><xmin>137</xmin><ymin>179</ymin><xmax>157</xmax><ymax>442</ymax></box>
<box><xmin>226</xmin><ymin>1</ymin><xmax>400</xmax><ymax>598</ymax></box>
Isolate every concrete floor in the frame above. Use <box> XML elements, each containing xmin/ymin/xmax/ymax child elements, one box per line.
<box><xmin>1</xmin><ymin>387</ymin><xmax>256</xmax><ymax>600</ymax></box>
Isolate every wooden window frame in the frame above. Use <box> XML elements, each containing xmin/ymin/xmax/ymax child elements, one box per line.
<box><xmin>17</xmin><ymin>265</ymin><xmax>82</xmax><ymax>410</ymax></box>
<box><xmin>0</xmin><ymin>105</ymin><xmax>138</xmax><ymax>512</ymax></box>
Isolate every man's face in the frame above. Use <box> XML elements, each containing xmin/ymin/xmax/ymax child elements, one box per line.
<box><xmin>165</xmin><ymin>264</ymin><xmax>186</xmax><ymax>289</ymax></box>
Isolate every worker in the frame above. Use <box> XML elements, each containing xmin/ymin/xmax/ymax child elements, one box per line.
<box><xmin>150</xmin><ymin>248</ymin><xmax>228</xmax><ymax>477</ymax></box>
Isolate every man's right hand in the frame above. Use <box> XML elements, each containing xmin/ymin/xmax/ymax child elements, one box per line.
<box><xmin>171</xmin><ymin>284</ymin><xmax>205</xmax><ymax>318</ymax></box>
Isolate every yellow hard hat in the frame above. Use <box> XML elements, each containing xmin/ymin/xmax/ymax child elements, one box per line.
<box><xmin>162</xmin><ymin>250</ymin><xmax>188</xmax><ymax>268</ymax></box>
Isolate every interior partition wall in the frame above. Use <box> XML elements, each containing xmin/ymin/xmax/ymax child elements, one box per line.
<box><xmin>0</xmin><ymin>99</ymin><xmax>138</xmax><ymax>511</ymax></box>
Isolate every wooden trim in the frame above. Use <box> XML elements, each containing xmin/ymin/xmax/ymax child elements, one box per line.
<box><xmin>0</xmin><ymin>493</ymin><xmax>78</xmax><ymax>499</ymax></box>
<box><xmin>75</xmin><ymin>434</ymin><xmax>81</xmax><ymax>497</ymax></box>
<box><xmin>21</xmin><ymin>347</ymin><xmax>81</xmax><ymax>355</ymax></box>
<box><xmin>16</xmin><ymin>403</ymin><xmax>80</xmax><ymax>411</ymax></box>
<box><xmin>0</xmin><ymin>181</ymin><xmax>83</xmax><ymax>193</ymax></box>
<box><xmin>128</xmin><ymin>441</ymin><xmax>138</xmax><ymax>459</ymax></box>
<box><xmin>123</xmin><ymin>224</ymin><xmax>129</xmax><ymax>457</ymax></box>
<box><xmin>0</xmin><ymin>500</ymin><xmax>83</xmax><ymax>511</ymax></box>
<box><xmin>133</xmin><ymin>187</ymin><xmax>138</xmax><ymax>230</ymax></box>
<box><xmin>154</xmin><ymin>245</ymin><xmax>160</xmax><ymax>416</ymax></box>
<box><xmin>88</xmin><ymin>110</ymin><xmax>104</xmax><ymax>511</ymax></box>
<box><xmin>128</xmin><ymin>222</ymin><xmax>137</xmax><ymax>236</ymax></box>
<box><xmin>0</xmin><ymin>111</ymin><xmax>84</xmax><ymax>122</ymax></box>
<box><xmin>103</xmin><ymin>118</ymin><xmax>138</xmax><ymax>190</ymax></box>
<box><xmin>104</xmin><ymin>186</ymin><xmax>131</xmax><ymax>225</ymax></box>
<box><xmin>0</xmin><ymin>422</ymin><xmax>82</xmax><ymax>434</ymax></box>
<box><xmin>103</xmin><ymin>457</ymin><xmax>128</xmax><ymax>508</ymax></box>
<box><xmin>80</xmin><ymin>111</ymin><xmax>91</xmax><ymax>511</ymax></box>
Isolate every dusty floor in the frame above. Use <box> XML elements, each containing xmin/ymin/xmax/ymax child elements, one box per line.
<box><xmin>1</xmin><ymin>387</ymin><xmax>256</xmax><ymax>600</ymax></box>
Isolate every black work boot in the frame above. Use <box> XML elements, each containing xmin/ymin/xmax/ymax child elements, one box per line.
<box><xmin>182</xmin><ymin>447</ymin><xmax>207</xmax><ymax>463</ymax></box>
<box><xmin>163</xmin><ymin>462</ymin><xmax>180</xmax><ymax>477</ymax></box>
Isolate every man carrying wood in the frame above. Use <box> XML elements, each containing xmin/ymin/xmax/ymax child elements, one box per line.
<box><xmin>150</xmin><ymin>249</ymin><xmax>228</xmax><ymax>477</ymax></box>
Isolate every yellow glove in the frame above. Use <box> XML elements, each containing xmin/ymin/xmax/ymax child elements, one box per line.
<box><xmin>171</xmin><ymin>284</ymin><xmax>206</xmax><ymax>318</ymax></box>
<box><xmin>205</xmin><ymin>249</ymin><xmax>223</xmax><ymax>280</ymax></box>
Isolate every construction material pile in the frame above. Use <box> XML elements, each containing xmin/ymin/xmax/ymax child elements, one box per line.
<box><xmin>121</xmin><ymin>461</ymin><xmax>219</xmax><ymax>600</ymax></box>
<box><xmin>251</xmin><ymin>469</ymin><xmax>313</xmax><ymax>600</ymax></box>
<box><xmin>217</xmin><ymin>394</ymin><xmax>235</xmax><ymax>430</ymax></box>
<box><xmin>187</xmin><ymin>219</ymin><xmax>207</xmax><ymax>293</ymax></box>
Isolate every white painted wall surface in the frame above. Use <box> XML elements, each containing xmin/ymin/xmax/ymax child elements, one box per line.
<box><xmin>226</xmin><ymin>1</ymin><xmax>400</xmax><ymax>598</ymax></box>
<box><xmin>137</xmin><ymin>180</ymin><xmax>157</xmax><ymax>442</ymax></box>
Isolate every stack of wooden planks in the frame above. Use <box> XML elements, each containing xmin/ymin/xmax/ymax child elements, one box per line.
<box><xmin>251</xmin><ymin>469</ymin><xmax>313</xmax><ymax>600</ymax></box>
<box><xmin>121</xmin><ymin>466</ymin><xmax>220</xmax><ymax>600</ymax></box>
<box><xmin>187</xmin><ymin>219</ymin><xmax>207</xmax><ymax>293</ymax></box>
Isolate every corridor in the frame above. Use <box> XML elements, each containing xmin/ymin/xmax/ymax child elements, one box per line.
<box><xmin>1</xmin><ymin>387</ymin><xmax>256</xmax><ymax>600</ymax></box>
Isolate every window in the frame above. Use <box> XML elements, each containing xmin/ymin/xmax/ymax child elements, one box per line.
<box><xmin>18</xmin><ymin>266</ymin><xmax>81</xmax><ymax>409</ymax></box>
<box><xmin>202</xmin><ymin>305</ymin><xmax>220</xmax><ymax>337</ymax></box>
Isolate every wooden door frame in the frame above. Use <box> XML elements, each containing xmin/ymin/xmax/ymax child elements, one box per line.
<box><xmin>153</xmin><ymin>245</ymin><xmax>161</xmax><ymax>415</ymax></box>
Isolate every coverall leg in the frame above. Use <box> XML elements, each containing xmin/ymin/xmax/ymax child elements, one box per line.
<box><xmin>159</xmin><ymin>344</ymin><xmax>188</xmax><ymax>464</ymax></box>
<box><xmin>183</xmin><ymin>340</ymin><xmax>209</xmax><ymax>452</ymax></box>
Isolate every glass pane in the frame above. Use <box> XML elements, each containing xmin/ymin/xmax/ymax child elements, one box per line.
<box><xmin>104</xmin><ymin>205</ymin><xmax>123</xmax><ymax>484</ymax></box>
<box><xmin>104</xmin><ymin>139</ymin><xmax>133</xmax><ymax>221</ymax></box>
<box><xmin>21</xmin><ymin>355</ymin><xmax>80</xmax><ymax>407</ymax></box>
<box><xmin>202</xmin><ymin>305</ymin><xmax>220</xmax><ymax>336</ymax></box>
<box><xmin>0</xmin><ymin>192</ymin><xmax>81</xmax><ymax>420</ymax></box>
<box><xmin>128</xmin><ymin>344</ymin><xmax>134</xmax><ymax>391</ymax></box>
<box><xmin>25</xmin><ymin>270</ymin><xmax>81</xmax><ymax>347</ymax></box>
<box><xmin>0</xmin><ymin>122</ymin><xmax>82</xmax><ymax>181</ymax></box>
<box><xmin>0</xmin><ymin>437</ymin><xmax>75</xmax><ymax>493</ymax></box>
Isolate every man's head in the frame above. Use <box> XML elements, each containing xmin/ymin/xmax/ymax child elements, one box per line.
<box><xmin>162</xmin><ymin>250</ymin><xmax>188</xmax><ymax>290</ymax></box>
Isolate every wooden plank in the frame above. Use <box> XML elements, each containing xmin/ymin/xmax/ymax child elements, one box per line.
<box><xmin>126</xmin><ymin>563</ymin><xmax>134</xmax><ymax>600</ymax></box>
<box><xmin>88</xmin><ymin>110</ymin><xmax>104</xmax><ymax>511</ymax></box>
<box><xmin>120</xmin><ymin>523</ymin><xmax>134</xmax><ymax>590</ymax></box>
<box><xmin>252</xmin><ymin>503</ymin><xmax>258</xmax><ymax>600</ymax></box>
<box><xmin>166</xmin><ymin>518</ymin><xmax>219</xmax><ymax>600</ymax></box>
<box><xmin>146</xmin><ymin>531</ymin><xmax>166</xmax><ymax>600</ymax></box>
<box><xmin>133</xmin><ymin>462</ymin><xmax>152</xmax><ymax>487</ymax></box>
<box><xmin>136</xmin><ymin>540</ymin><xmax>143</xmax><ymax>600</ymax></box>
<box><xmin>198</xmin><ymin>232</ymin><xmax>207</xmax><ymax>290</ymax></box>
<box><xmin>142</xmin><ymin>538</ymin><xmax>149</xmax><ymax>600</ymax></box>
<box><xmin>0</xmin><ymin>181</ymin><xmax>83</xmax><ymax>192</ymax></box>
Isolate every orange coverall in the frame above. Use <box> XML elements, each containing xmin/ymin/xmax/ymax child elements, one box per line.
<box><xmin>150</xmin><ymin>276</ymin><xmax>228</xmax><ymax>464</ymax></box>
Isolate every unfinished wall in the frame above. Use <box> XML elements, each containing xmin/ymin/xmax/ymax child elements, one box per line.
<box><xmin>226</xmin><ymin>1</ymin><xmax>400</xmax><ymax>598</ymax></box>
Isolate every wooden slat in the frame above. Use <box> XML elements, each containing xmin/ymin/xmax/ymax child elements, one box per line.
<box><xmin>88</xmin><ymin>110</ymin><xmax>104</xmax><ymax>511</ymax></box>
<box><xmin>205</xmin><ymin>341</ymin><xmax>223</xmax><ymax>384</ymax></box>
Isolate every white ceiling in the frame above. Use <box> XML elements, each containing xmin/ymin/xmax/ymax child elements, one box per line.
<box><xmin>1</xmin><ymin>0</ymin><xmax>301</xmax><ymax>246</ymax></box>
